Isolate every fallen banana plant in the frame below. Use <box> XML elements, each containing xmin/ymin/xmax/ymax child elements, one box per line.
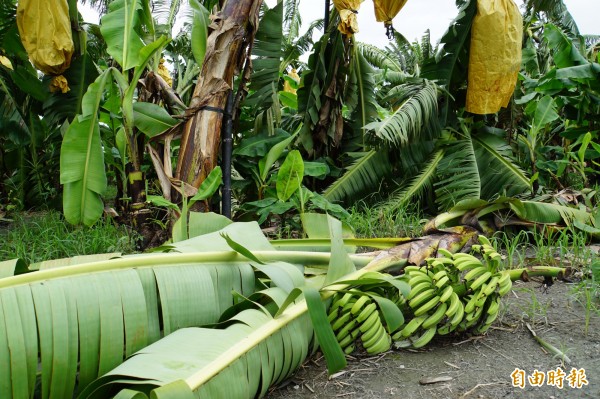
<box><xmin>0</xmin><ymin>215</ymin><xmax>568</xmax><ymax>398</ymax></box>
<box><xmin>44</xmin><ymin>220</ymin><xmax>481</xmax><ymax>398</ymax></box>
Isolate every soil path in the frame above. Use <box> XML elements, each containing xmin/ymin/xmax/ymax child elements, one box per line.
<box><xmin>269</xmin><ymin>280</ymin><xmax>600</xmax><ymax>398</ymax></box>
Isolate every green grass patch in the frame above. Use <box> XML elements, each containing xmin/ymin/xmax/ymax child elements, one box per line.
<box><xmin>347</xmin><ymin>202</ymin><xmax>424</xmax><ymax>238</ymax></box>
<box><xmin>0</xmin><ymin>210</ymin><xmax>139</xmax><ymax>264</ymax></box>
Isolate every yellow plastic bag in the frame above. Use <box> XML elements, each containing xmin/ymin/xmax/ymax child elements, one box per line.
<box><xmin>157</xmin><ymin>58</ymin><xmax>173</xmax><ymax>87</ymax></box>
<box><xmin>466</xmin><ymin>0</ymin><xmax>523</xmax><ymax>115</ymax></box>
<box><xmin>283</xmin><ymin>68</ymin><xmax>300</xmax><ymax>94</ymax></box>
<box><xmin>49</xmin><ymin>75</ymin><xmax>70</xmax><ymax>93</ymax></box>
<box><xmin>332</xmin><ymin>0</ymin><xmax>364</xmax><ymax>36</ymax></box>
<box><xmin>373</xmin><ymin>0</ymin><xmax>408</xmax><ymax>38</ymax></box>
<box><xmin>16</xmin><ymin>0</ymin><xmax>74</xmax><ymax>75</ymax></box>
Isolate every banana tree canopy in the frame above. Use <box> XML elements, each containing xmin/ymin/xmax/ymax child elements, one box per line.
<box><xmin>16</xmin><ymin>0</ymin><xmax>74</xmax><ymax>76</ymax></box>
<box><xmin>333</xmin><ymin>0</ymin><xmax>365</xmax><ymax>35</ymax></box>
<box><xmin>466</xmin><ymin>0</ymin><xmax>523</xmax><ymax>114</ymax></box>
<box><xmin>372</xmin><ymin>0</ymin><xmax>409</xmax><ymax>38</ymax></box>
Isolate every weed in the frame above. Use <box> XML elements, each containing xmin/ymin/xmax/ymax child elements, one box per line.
<box><xmin>0</xmin><ymin>211</ymin><xmax>139</xmax><ymax>264</ymax></box>
<box><xmin>515</xmin><ymin>287</ymin><xmax>551</xmax><ymax>325</ymax></box>
<box><xmin>570</xmin><ymin>256</ymin><xmax>600</xmax><ymax>335</ymax></box>
<box><xmin>491</xmin><ymin>230</ymin><xmax>531</xmax><ymax>269</ymax></box>
<box><xmin>348</xmin><ymin>202</ymin><xmax>424</xmax><ymax>238</ymax></box>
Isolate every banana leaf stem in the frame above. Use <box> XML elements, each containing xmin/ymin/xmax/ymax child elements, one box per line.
<box><xmin>507</xmin><ymin>266</ymin><xmax>569</xmax><ymax>281</ymax></box>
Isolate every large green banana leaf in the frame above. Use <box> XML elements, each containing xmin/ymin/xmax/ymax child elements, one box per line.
<box><xmin>1</xmin><ymin>221</ymin><xmax>352</xmax><ymax>398</ymax></box>
<box><xmin>60</xmin><ymin>71</ymin><xmax>111</xmax><ymax>226</ymax></box>
<box><xmin>0</xmin><ymin>217</ymin><xmax>383</xmax><ymax>398</ymax></box>
<box><xmin>100</xmin><ymin>0</ymin><xmax>146</xmax><ymax>71</ymax></box>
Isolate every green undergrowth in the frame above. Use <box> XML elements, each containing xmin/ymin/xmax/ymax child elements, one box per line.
<box><xmin>0</xmin><ymin>210</ymin><xmax>139</xmax><ymax>264</ymax></box>
<box><xmin>347</xmin><ymin>202</ymin><xmax>424</xmax><ymax>239</ymax></box>
<box><xmin>490</xmin><ymin>226</ymin><xmax>597</xmax><ymax>271</ymax></box>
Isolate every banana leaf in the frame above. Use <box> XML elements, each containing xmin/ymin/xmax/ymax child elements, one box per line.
<box><xmin>100</xmin><ymin>0</ymin><xmax>146</xmax><ymax>71</ymax></box>
<box><xmin>60</xmin><ymin>71</ymin><xmax>111</xmax><ymax>226</ymax></box>
<box><xmin>0</xmin><ymin>221</ymin><xmax>345</xmax><ymax>399</ymax></box>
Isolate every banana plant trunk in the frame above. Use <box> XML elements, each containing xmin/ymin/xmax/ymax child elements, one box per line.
<box><xmin>175</xmin><ymin>0</ymin><xmax>262</xmax><ymax>206</ymax></box>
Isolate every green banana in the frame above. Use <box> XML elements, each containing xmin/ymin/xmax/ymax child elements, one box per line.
<box><xmin>408</xmin><ymin>273</ymin><xmax>432</xmax><ymax>287</ymax></box>
<box><xmin>330</xmin><ymin>292</ymin><xmax>354</xmax><ymax>311</ymax></box>
<box><xmin>365</xmin><ymin>329</ymin><xmax>391</xmax><ymax>354</ymax></box>
<box><xmin>332</xmin><ymin>311</ymin><xmax>352</xmax><ymax>331</ymax></box>
<box><xmin>336</xmin><ymin>319</ymin><xmax>358</xmax><ymax>341</ymax></box>
<box><xmin>469</xmin><ymin>271</ymin><xmax>492</xmax><ymax>291</ymax></box>
<box><xmin>338</xmin><ymin>328</ymin><xmax>358</xmax><ymax>348</ymax></box>
<box><xmin>465</xmin><ymin>304</ymin><xmax>484</xmax><ymax>323</ymax></box>
<box><xmin>463</xmin><ymin>293</ymin><xmax>478</xmax><ymax>314</ymax></box>
<box><xmin>453</xmin><ymin>252</ymin><xmax>480</xmax><ymax>262</ymax></box>
<box><xmin>422</xmin><ymin>302</ymin><xmax>448</xmax><ymax>329</ymax></box>
<box><xmin>431</xmin><ymin>258</ymin><xmax>454</xmax><ymax>267</ymax></box>
<box><xmin>445</xmin><ymin>291</ymin><xmax>460</xmax><ymax>317</ymax></box>
<box><xmin>404</xmin><ymin>265</ymin><xmax>426</xmax><ymax>274</ymax></box>
<box><xmin>411</xmin><ymin>326</ymin><xmax>437</xmax><ymax>348</ymax></box>
<box><xmin>396</xmin><ymin>314</ymin><xmax>428</xmax><ymax>338</ymax></box>
<box><xmin>356</xmin><ymin>303</ymin><xmax>378</xmax><ymax>323</ymax></box>
<box><xmin>414</xmin><ymin>295</ymin><xmax>441</xmax><ymax>317</ymax></box>
<box><xmin>498</xmin><ymin>273</ymin><xmax>513</xmax><ymax>296</ymax></box>
<box><xmin>478</xmin><ymin>235</ymin><xmax>492</xmax><ymax>246</ymax></box>
<box><xmin>463</xmin><ymin>265</ymin><xmax>489</xmax><ymax>282</ymax></box>
<box><xmin>359</xmin><ymin>310</ymin><xmax>381</xmax><ymax>333</ymax></box>
<box><xmin>449</xmin><ymin>299</ymin><xmax>465</xmax><ymax>327</ymax></box>
<box><xmin>437</xmin><ymin>248</ymin><xmax>454</xmax><ymax>258</ymax></box>
<box><xmin>486</xmin><ymin>297</ymin><xmax>500</xmax><ymax>315</ymax></box>
<box><xmin>434</xmin><ymin>275</ymin><xmax>450</xmax><ymax>289</ymax></box>
<box><xmin>409</xmin><ymin>288</ymin><xmax>437</xmax><ymax>309</ymax></box>
<box><xmin>439</xmin><ymin>285</ymin><xmax>454</xmax><ymax>303</ymax></box>
<box><xmin>480</xmin><ymin>276</ymin><xmax>499</xmax><ymax>297</ymax></box>
<box><xmin>362</xmin><ymin>321</ymin><xmax>386</xmax><ymax>349</ymax></box>
<box><xmin>351</xmin><ymin>295</ymin><xmax>371</xmax><ymax>315</ymax></box>
<box><xmin>406</xmin><ymin>282</ymin><xmax>433</xmax><ymax>301</ymax></box>
<box><xmin>361</xmin><ymin>318</ymin><xmax>384</xmax><ymax>343</ymax></box>
<box><xmin>437</xmin><ymin>320</ymin><xmax>457</xmax><ymax>335</ymax></box>
<box><xmin>455</xmin><ymin>258</ymin><xmax>484</xmax><ymax>271</ymax></box>
<box><xmin>432</xmin><ymin>270</ymin><xmax>448</xmax><ymax>282</ymax></box>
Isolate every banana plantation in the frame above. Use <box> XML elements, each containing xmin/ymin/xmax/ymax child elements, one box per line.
<box><xmin>0</xmin><ymin>0</ymin><xmax>599</xmax><ymax>397</ymax></box>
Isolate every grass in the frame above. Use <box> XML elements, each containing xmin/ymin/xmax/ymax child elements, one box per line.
<box><xmin>0</xmin><ymin>210</ymin><xmax>139</xmax><ymax>265</ymax></box>
<box><xmin>347</xmin><ymin>202</ymin><xmax>424</xmax><ymax>238</ymax></box>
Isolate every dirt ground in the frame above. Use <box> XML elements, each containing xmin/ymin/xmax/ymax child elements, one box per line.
<box><xmin>268</xmin><ymin>277</ymin><xmax>600</xmax><ymax>399</ymax></box>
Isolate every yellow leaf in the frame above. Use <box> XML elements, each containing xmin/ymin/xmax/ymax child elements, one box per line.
<box><xmin>0</xmin><ymin>55</ymin><xmax>13</xmax><ymax>70</ymax></box>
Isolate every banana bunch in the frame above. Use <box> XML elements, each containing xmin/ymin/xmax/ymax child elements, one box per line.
<box><xmin>393</xmin><ymin>236</ymin><xmax>513</xmax><ymax>347</ymax></box>
<box><xmin>392</xmin><ymin>254</ymin><xmax>462</xmax><ymax>348</ymax></box>
<box><xmin>457</xmin><ymin>235</ymin><xmax>512</xmax><ymax>333</ymax></box>
<box><xmin>327</xmin><ymin>271</ymin><xmax>409</xmax><ymax>355</ymax></box>
<box><xmin>327</xmin><ymin>291</ymin><xmax>392</xmax><ymax>355</ymax></box>
<box><xmin>327</xmin><ymin>236</ymin><xmax>515</xmax><ymax>355</ymax></box>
